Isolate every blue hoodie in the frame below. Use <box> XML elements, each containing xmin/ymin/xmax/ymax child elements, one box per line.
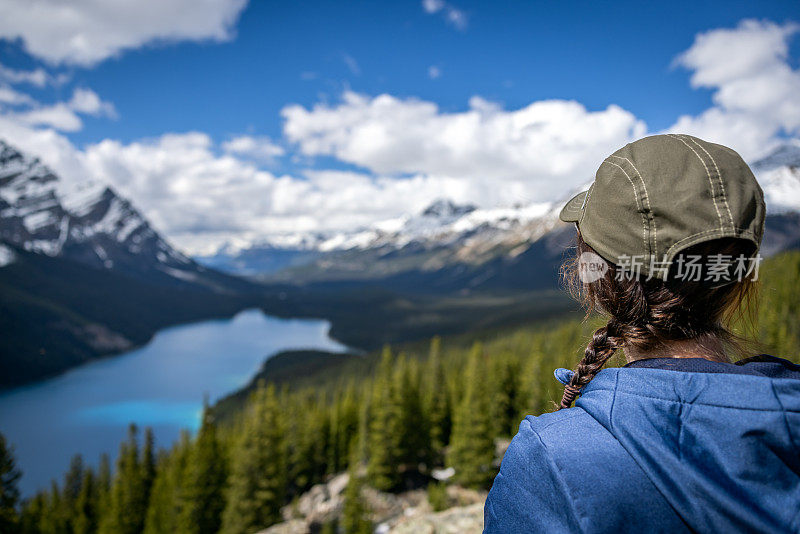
<box><xmin>483</xmin><ymin>355</ymin><xmax>800</xmax><ymax>533</ymax></box>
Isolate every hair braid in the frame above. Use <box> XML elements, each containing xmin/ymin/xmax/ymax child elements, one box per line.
<box><xmin>559</xmin><ymin>319</ymin><xmax>624</xmax><ymax>409</ymax></box>
<box><xmin>557</xmin><ymin>230</ymin><xmax>760</xmax><ymax>411</ymax></box>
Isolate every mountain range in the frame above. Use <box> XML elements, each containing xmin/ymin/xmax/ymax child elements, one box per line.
<box><xmin>198</xmin><ymin>141</ymin><xmax>800</xmax><ymax>292</ymax></box>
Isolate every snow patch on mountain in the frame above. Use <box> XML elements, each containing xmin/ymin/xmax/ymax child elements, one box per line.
<box><xmin>751</xmin><ymin>141</ymin><xmax>800</xmax><ymax>215</ymax></box>
<box><xmin>0</xmin><ymin>139</ymin><xmax>202</xmax><ymax>285</ymax></box>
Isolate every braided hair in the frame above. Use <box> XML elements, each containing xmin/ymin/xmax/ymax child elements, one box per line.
<box><xmin>557</xmin><ymin>231</ymin><xmax>759</xmax><ymax>410</ymax></box>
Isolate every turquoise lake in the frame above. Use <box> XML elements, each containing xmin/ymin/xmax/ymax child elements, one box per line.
<box><xmin>0</xmin><ymin>309</ymin><xmax>350</xmax><ymax>496</ymax></box>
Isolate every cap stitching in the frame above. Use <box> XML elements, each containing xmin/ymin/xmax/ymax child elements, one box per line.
<box><xmin>579</xmin><ymin>186</ymin><xmax>592</xmax><ymax>225</ymax></box>
<box><xmin>602</xmin><ymin>159</ymin><xmax>649</xmax><ymax>255</ymax></box>
<box><xmin>565</xmin><ymin>193</ymin><xmax>584</xmax><ymax>214</ymax></box>
<box><xmin>608</xmin><ymin>155</ymin><xmax>658</xmax><ymax>257</ymax></box>
<box><xmin>665</xmin><ymin>226</ymin><xmax>754</xmax><ymax>257</ymax></box>
<box><xmin>684</xmin><ymin>136</ymin><xmax>735</xmax><ymax>230</ymax></box>
<box><xmin>666</xmin><ymin>134</ymin><xmax>724</xmax><ymax>230</ymax></box>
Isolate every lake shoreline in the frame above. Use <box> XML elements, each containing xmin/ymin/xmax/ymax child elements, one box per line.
<box><xmin>0</xmin><ymin>309</ymin><xmax>351</xmax><ymax>496</ymax></box>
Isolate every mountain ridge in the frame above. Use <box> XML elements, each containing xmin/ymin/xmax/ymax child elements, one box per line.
<box><xmin>200</xmin><ymin>143</ymin><xmax>800</xmax><ymax>287</ymax></box>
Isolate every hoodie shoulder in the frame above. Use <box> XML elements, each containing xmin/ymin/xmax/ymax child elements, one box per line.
<box><xmin>485</xmin><ymin>408</ymin><xmax>686</xmax><ymax>534</ymax></box>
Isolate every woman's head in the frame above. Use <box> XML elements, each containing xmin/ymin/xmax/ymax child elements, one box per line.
<box><xmin>558</xmin><ymin>232</ymin><xmax>760</xmax><ymax>409</ymax></box>
<box><xmin>556</xmin><ymin>134</ymin><xmax>766</xmax><ymax>409</ymax></box>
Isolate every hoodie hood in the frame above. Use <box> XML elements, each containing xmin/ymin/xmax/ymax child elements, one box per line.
<box><xmin>572</xmin><ymin>356</ymin><xmax>800</xmax><ymax>533</ymax></box>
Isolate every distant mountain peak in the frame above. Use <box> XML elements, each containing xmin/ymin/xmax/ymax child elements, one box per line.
<box><xmin>749</xmin><ymin>141</ymin><xmax>800</xmax><ymax>215</ymax></box>
<box><xmin>0</xmin><ymin>138</ymin><xmax>241</xmax><ymax>290</ymax></box>
<box><xmin>751</xmin><ymin>141</ymin><xmax>800</xmax><ymax>172</ymax></box>
<box><xmin>420</xmin><ymin>198</ymin><xmax>478</xmax><ymax>219</ymax></box>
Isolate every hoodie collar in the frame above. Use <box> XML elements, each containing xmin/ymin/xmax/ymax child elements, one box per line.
<box><xmin>554</xmin><ymin>354</ymin><xmax>800</xmax><ymax>387</ymax></box>
<box><xmin>623</xmin><ymin>354</ymin><xmax>800</xmax><ymax>380</ymax></box>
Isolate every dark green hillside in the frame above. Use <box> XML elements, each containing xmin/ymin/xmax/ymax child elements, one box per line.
<box><xmin>0</xmin><ymin>245</ymin><xmax>260</xmax><ymax>389</ymax></box>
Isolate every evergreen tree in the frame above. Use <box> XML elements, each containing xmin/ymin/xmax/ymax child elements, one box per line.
<box><xmin>40</xmin><ymin>481</ymin><xmax>69</xmax><ymax>534</ymax></box>
<box><xmin>143</xmin><ymin>432</ymin><xmax>191</xmax><ymax>534</ymax></box>
<box><xmin>220</xmin><ymin>383</ymin><xmax>286</xmax><ymax>533</ymax></box>
<box><xmin>491</xmin><ymin>355</ymin><xmax>525</xmax><ymax>437</ymax></box>
<box><xmin>99</xmin><ymin>424</ymin><xmax>147</xmax><ymax>534</ymax></box>
<box><xmin>72</xmin><ymin>469</ymin><xmax>96</xmax><ymax>534</ymax></box>
<box><xmin>395</xmin><ymin>355</ymin><xmax>430</xmax><ymax>469</ymax></box>
<box><xmin>341</xmin><ymin>449</ymin><xmax>371</xmax><ymax>534</ymax></box>
<box><xmin>447</xmin><ymin>342</ymin><xmax>496</xmax><ymax>489</ymax></box>
<box><xmin>366</xmin><ymin>346</ymin><xmax>404</xmax><ymax>491</ymax></box>
<box><xmin>141</xmin><ymin>428</ymin><xmax>156</xmax><ymax>505</ymax></box>
<box><xmin>0</xmin><ymin>432</ymin><xmax>21</xmax><ymax>533</ymax></box>
<box><xmin>328</xmin><ymin>385</ymin><xmax>359</xmax><ymax>473</ymax></box>
<box><xmin>287</xmin><ymin>393</ymin><xmax>330</xmax><ymax>492</ymax></box>
<box><xmin>424</xmin><ymin>336</ymin><xmax>451</xmax><ymax>465</ymax></box>
<box><xmin>93</xmin><ymin>454</ymin><xmax>111</xmax><ymax>532</ymax></box>
<box><xmin>20</xmin><ymin>492</ymin><xmax>45</xmax><ymax>534</ymax></box>
<box><xmin>62</xmin><ymin>454</ymin><xmax>84</xmax><ymax>525</ymax></box>
<box><xmin>177</xmin><ymin>405</ymin><xmax>227</xmax><ymax>534</ymax></box>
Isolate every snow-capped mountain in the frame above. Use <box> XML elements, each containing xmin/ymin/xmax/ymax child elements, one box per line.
<box><xmin>197</xmin><ymin>196</ymin><xmax>561</xmax><ymax>277</ymax></box>
<box><xmin>751</xmin><ymin>141</ymin><xmax>800</xmax><ymax>215</ymax></box>
<box><xmin>200</xmin><ymin>143</ymin><xmax>800</xmax><ymax>286</ymax></box>
<box><xmin>0</xmin><ymin>139</ymin><xmax>243</xmax><ymax>291</ymax></box>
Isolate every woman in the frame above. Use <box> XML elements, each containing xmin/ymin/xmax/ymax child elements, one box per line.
<box><xmin>483</xmin><ymin>134</ymin><xmax>800</xmax><ymax>533</ymax></box>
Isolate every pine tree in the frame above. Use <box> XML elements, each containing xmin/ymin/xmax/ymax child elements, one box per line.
<box><xmin>72</xmin><ymin>469</ymin><xmax>96</xmax><ymax>534</ymax></box>
<box><xmin>366</xmin><ymin>346</ymin><xmax>404</xmax><ymax>491</ymax></box>
<box><xmin>141</xmin><ymin>428</ymin><xmax>156</xmax><ymax>505</ymax></box>
<box><xmin>341</xmin><ymin>449</ymin><xmax>371</xmax><ymax>534</ymax></box>
<box><xmin>220</xmin><ymin>383</ymin><xmax>287</xmax><ymax>533</ymax></box>
<box><xmin>93</xmin><ymin>454</ymin><xmax>111</xmax><ymax>532</ymax></box>
<box><xmin>0</xmin><ymin>432</ymin><xmax>21</xmax><ymax>534</ymax></box>
<box><xmin>447</xmin><ymin>341</ymin><xmax>496</xmax><ymax>489</ymax></box>
<box><xmin>99</xmin><ymin>424</ymin><xmax>147</xmax><ymax>534</ymax></box>
<box><xmin>329</xmin><ymin>385</ymin><xmax>359</xmax><ymax>473</ymax></box>
<box><xmin>40</xmin><ymin>480</ymin><xmax>69</xmax><ymax>534</ymax></box>
<box><xmin>177</xmin><ymin>404</ymin><xmax>227</xmax><ymax>534</ymax></box>
<box><xmin>395</xmin><ymin>355</ymin><xmax>430</xmax><ymax>469</ymax></box>
<box><xmin>424</xmin><ymin>336</ymin><xmax>451</xmax><ymax>466</ymax></box>
<box><xmin>491</xmin><ymin>355</ymin><xmax>524</xmax><ymax>437</ymax></box>
<box><xmin>62</xmin><ymin>454</ymin><xmax>84</xmax><ymax>524</ymax></box>
<box><xmin>287</xmin><ymin>393</ymin><xmax>330</xmax><ymax>492</ymax></box>
<box><xmin>20</xmin><ymin>492</ymin><xmax>45</xmax><ymax>534</ymax></box>
<box><xmin>143</xmin><ymin>432</ymin><xmax>191</xmax><ymax>534</ymax></box>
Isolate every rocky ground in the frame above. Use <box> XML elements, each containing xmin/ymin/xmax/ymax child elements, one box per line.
<box><xmin>259</xmin><ymin>472</ymin><xmax>487</xmax><ymax>534</ymax></box>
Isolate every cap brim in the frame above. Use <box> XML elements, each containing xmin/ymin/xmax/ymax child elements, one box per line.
<box><xmin>558</xmin><ymin>190</ymin><xmax>588</xmax><ymax>223</ymax></box>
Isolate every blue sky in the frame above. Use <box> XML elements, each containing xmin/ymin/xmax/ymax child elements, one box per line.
<box><xmin>0</xmin><ymin>0</ymin><xmax>798</xmax><ymax>253</ymax></box>
<box><xmin>3</xmin><ymin>0</ymin><xmax>797</xmax><ymax>146</ymax></box>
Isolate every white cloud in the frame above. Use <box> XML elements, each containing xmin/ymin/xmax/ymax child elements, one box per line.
<box><xmin>80</xmin><ymin>133</ymin><xmax>494</xmax><ymax>254</ymax></box>
<box><xmin>222</xmin><ymin>135</ymin><xmax>285</xmax><ymax>163</ymax></box>
<box><xmin>0</xmin><ymin>0</ymin><xmax>249</xmax><ymax>66</ymax></box>
<box><xmin>0</xmin><ymin>85</ymin><xmax>35</xmax><ymax>106</ymax></box>
<box><xmin>667</xmin><ymin>19</ymin><xmax>800</xmax><ymax>159</ymax></box>
<box><xmin>428</xmin><ymin>65</ymin><xmax>442</xmax><ymax>79</ymax></box>
<box><xmin>8</xmin><ymin>88</ymin><xmax>116</xmax><ymax>132</ymax></box>
<box><xmin>16</xmin><ymin>104</ymin><xmax>84</xmax><ymax>132</ymax></box>
<box><xmin>69</xmin><ymin>88</ymin><xmax>117</xmax><ymax>118</ymax></box>
<box><xmin>0</xmin><ymin>114</ymin><xmax>471</xmax><ymax>254</ymax></box>
<box><xmin>422</xmin><ymin>0</ymin><xmax>467</xmax><ymax>30</ymax></box>
<box><xmin>282</xmin><ymin>91</ymin><xmax>646</xmax><ymax>201</ymax></box>
<box><xmin>0</xmin><ymin>63</ymin><xmax>59</xmax><ymax>87</ymax></box>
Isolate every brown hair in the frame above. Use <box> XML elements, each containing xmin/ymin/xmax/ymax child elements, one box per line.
<box><xmin>557</xmin><ymin>230</ymin><xmax>760</xmax><ymax>410</ymax></box>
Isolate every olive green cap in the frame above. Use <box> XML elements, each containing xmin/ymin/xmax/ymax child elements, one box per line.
<box><xmin>559</xmin><ymin>134</ymin><xmax>766</xmax><ymax>279</ymax></box>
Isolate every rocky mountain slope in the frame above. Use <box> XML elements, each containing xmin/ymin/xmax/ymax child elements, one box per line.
<box><xmin>0</xmin><ymin>139</ymin><xmax>250</xmax><ymax>292</ymax></box>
